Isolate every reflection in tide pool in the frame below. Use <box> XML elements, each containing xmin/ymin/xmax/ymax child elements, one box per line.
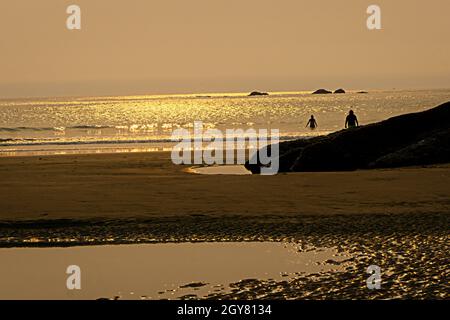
<box><xmin>0</xmin><ymin>242</ymin><xmax>353</xmax><ymax>300</ymax></box>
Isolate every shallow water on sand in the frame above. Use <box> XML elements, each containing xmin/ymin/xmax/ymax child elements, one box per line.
<box><xmin>0</xmin><ymin>242</ymin><xmax>351</xmax><ymax>300</ymax></box>
<box><xmin>188</xmin><ymin>165</ymin><xmax>251</xmax><ymax>175</ymax></box>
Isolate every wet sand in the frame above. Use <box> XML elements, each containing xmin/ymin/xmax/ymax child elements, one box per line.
<box><xmin>0</xmin><ymin>152</ymin><xmax>448</xmax><ymax>299</ymax></box>
<box><xmin>0</xmin><ymin>151</ymin><xmax>449</xmax><ymax>220</ymax></box>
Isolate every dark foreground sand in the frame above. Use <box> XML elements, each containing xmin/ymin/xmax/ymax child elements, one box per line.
<box><xmin>0</xmin><ymin>152</ymin><xmax>448</xmax><ymax>299</ymax></box>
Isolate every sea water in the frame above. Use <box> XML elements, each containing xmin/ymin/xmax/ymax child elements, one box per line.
<box><xmin>1</xmin><ymin>89</ymin><xmax>449</xmax><ymax>156</ymax></box>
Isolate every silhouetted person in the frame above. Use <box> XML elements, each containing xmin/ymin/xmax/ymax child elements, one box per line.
<box><xmin>306</xmin><ymin>115</ymin><xmax>318</xmax><ymax>130</ymax></box>
<box><xmin>345</xmin><ymin>110</ymin><xmax>359</xmax><ymax>128</ymax></box>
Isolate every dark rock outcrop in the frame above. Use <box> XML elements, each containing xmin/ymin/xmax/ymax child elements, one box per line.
<box><xmin>245</xmin><ymin>101</ymin><xmax>450</xmax><ymax>173</ymax></box>
<box><xmin>334</xmin><ymin>88</ymin><xmax>346</xmax><ymax>94</ymax></box>
<box><xmin>248</xmin><ymin>91</ymin><xmax>269</xmax><ymax>96</ymax></box>
<box><xmin>357</xmin><ymin>91</ymin><xmax>368</xmax><ymax>94</ymax></box>
<box><xmin>312</xmin><ymin>89</ymin><xmax>332</xmax><ymax>94</ymax></box>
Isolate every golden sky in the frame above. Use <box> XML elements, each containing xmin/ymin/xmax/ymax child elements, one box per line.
<box><xmin>0</xmin><ymin>0</ymin><xmax>449</xmax><ymax>98</ymax></box>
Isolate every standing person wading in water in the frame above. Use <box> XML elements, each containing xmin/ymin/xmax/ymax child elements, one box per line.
<box><xmin>345</xmin><ymin>110</ymin><xmax>359</xmax><ymax>128</ymax></box>
<box><xmin>306</xmin><ymin>115</ymin><xmax>318</xmax><ymax>130</ymax></box>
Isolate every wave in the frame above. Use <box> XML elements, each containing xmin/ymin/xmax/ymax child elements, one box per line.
<box><xmin>0</xmin><ymin>125</ymin><xmax>114</xmax><ymax>132</ymax></box>
<box><xmin>69</xmin><ymin>125</ymin><xmax>113</xmax><ymax>129</ymax></box>
<box><xmin>0</xmin><ymin>135</ymin><xmax>306</xmax><ymax>148</ymax></box>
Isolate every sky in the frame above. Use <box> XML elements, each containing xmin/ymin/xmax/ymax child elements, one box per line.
<box><xmin>0</xmin><ymin>0</ymin><xmax>449</xmax><ymax>98</ymax></box>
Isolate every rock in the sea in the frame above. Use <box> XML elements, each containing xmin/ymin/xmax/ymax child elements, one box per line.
<box><xmin>334</xmin><ymin>88</ymin><xmax>346</xmax><ymax>94</ymax></box>
<box><xmin>312</xmin><ymin>89</ymin><xmax>332</xmax><ymax>94</ymax></box>
<box><xmin>248</xmin><ymin>91</ymin><xmax>269</xmax><ymax>96</ymax></box>
<box><xmin>245</xmin><ymin>101</ymin><xmax>450</xmax><ymax>173</ymax></box>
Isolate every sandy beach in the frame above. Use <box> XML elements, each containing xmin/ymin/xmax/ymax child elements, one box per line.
<box><xmin>0</xmin><ymin>151</ymin><xmax>448</xmax><ymax>299</ymax></box>
<box><xmin>0</xmin><ymin>151</ymin><xmax>449</xmax><ymax>220</ymax></box>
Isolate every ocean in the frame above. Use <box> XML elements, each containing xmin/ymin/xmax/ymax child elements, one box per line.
<box><xmin>1</xmin><ymin>89</ymin><xmax>449</xmax><ymax>156</ymax></box>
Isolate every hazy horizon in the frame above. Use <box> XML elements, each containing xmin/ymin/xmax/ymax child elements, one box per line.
<box><xmin>2</xmin><ymin>87</ymin><xmax>450</xmax><ymax>101</ymax></box>
<box><xmin>1</xmin><ymin>0</ymin><xmax>449</xmax><ymax>99</ymax></box>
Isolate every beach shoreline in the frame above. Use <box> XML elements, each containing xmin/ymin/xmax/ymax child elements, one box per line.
<box><xmin>1</xmin><ymin>151</ymin><xmax>449</xmax><ymax>221</ymax></box>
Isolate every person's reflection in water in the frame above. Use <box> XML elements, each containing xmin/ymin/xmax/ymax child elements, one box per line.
<box><xmin>345</xmin><ymin>110</ymin><xmax>359</xmax><ymax>128</ymax></box>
